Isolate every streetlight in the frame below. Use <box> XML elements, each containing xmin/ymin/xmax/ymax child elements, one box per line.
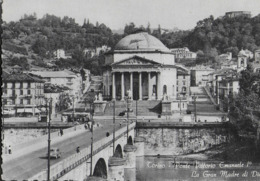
<box><xmin>125</xmin><ymin>95</ymin><xmax>130</xmax><ymax>140</ymax></box>
<box><xmin>192</xmin><ymin>94</ymin><xmax>197</xmax><ymax>122</ymax></box>
<box><xmin>45</xmin><ymin>97</ymin><xmax>52</xmax><ymax>181</ymax></box>
<box><xmin>113</xmin><ymin>100</ymin><xmax>115</xmax><ymax>153</ymax></box>
<box><xmin>84</xmin><ymin>90</ymin><xmax>95</xmax><ymax>176</ymax></box>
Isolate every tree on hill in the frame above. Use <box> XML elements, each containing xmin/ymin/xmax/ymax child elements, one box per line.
<box><xmin>229</xmin><ymin>64</ymin><xmax>260</xmax><ymax>132</ymax></box>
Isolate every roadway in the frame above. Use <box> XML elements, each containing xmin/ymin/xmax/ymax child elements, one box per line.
<box><xmin>2</xmin><ymin>119</ymin><xmax>129</xmax><ymax>180</ymax></box>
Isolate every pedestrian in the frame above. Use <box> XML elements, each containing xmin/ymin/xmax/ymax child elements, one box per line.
<box><xmin>84</xmin><ymin>123</ymin><xmax>88</xmax><ymax>130</ymax></box>
<box><xmin>8</xmin><ymin>145</ymin><xmax>12</xmax><ymax>154</ymax></box>
<box><xmin>76</xmin><ymin>146</ymin><xmax>80</xmax><ymax>153</ymax></box>
<box><xmin>60</xmin><ymin>129</ymin><xmax>63</xmax><ymax>136</ymax></box>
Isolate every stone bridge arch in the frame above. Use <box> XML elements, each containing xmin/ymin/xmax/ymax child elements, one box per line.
<box><xmin>93</xmin><ymin>158</ymin><xmax>107</xmax><ymax>179</ymax></box>
<box><xmin>128</xmin><ymin>136</ymin><xmax>133</xmax><ymax>145</ymax></box>
<box><xmin>114</xmin><ymin>144</ymin><xmax>123</xmax><ymax>158</ymax></box>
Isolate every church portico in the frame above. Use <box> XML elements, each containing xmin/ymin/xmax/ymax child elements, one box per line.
<box><xmin>111</xmin><ymin>70</ymin><xmax>161</xmax><ymax>101</ymax></box>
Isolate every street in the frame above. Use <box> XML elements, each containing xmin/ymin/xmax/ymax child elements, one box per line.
<box><xmin>2</xmin><ymin>119</ymin><xmax>129</xmax><ymax>180</ymax></box>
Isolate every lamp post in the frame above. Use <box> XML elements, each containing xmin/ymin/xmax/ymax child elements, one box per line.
<box><xmin>192</xmin><ymin>94</ymin><xmax>197</xmax><ymax>122</ymax></box>
<box><xmin>72</xmin><ymin>96</ymin><xmax>75</xmax><ymax>123</ymax></box>
<box><xmin>125</xmin><ymin>96</ymin><xmax>129</xmax><ymax>140</ymax></box>
<box><xmin>45</xmin><ymin>97</ymin><xmax>52</xmax><ymax>181</ymax></box>
<box><xmin>85</xmin><ymin>90</ymin><xmax>95</xmax><ymax>176</ymax></box>
<box><xmin>113</xmin><ymin>100</ymin><xmax>115</xmax><ymax>153</ymax></box>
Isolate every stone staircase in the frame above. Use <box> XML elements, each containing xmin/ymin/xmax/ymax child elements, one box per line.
<box><xmin>189</xmin><ymin>87</ymin><xmax>218</xmax><ymax>113</ymax></box>
<box><xmin>102</xmin><ymin>100</ymin><xmax>161</xmax><ymax>117</ymax></box>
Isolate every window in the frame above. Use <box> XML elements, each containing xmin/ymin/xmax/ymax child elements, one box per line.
<box><xmin>12</xmin><ymin>83</ymin><xmax>15</xmax><ymax>89</ymax></box>
<box><xmin>12</xmin><ymin>90</ymin><xmax>15</xmax><ymax>96</ymax></box>
<box><xmin>177</xmin><ymin>87</ymin><xmax>178</xmax><ymax>92</ymax></box>
<box><xmin>20</xmin><ymin>83</ymin><xmax>23</xmax><ymax>88</ymax></box>
<box><xmin>20</xmin><ymin>99</ymin><xmax>23</xmax><ymax>104</ymax></box>
<box><xmin>28</xmin><ymin>90</ymin><xmax>31</xmax><ymax>95</ymax></box>
<box><xmin>183</xmin><ymin>75</ymin><xmax>185</xmax><ymax>79</ymax></box>
<box><xmin>67</xmin><ymin>78</ymin><xmax>72</xmax><ymax>82</ymax></box>
<box><xmin>183</xmin><ymin>81</ymin><xmax>186</xmax><ymax>86</ymax></box>
<box><xmin>163</xmin><ymin>85</ymin><xmax>167</xmax><ymax>94</ymax></box>
<box><xmin>177</xmin><ymin>81</ymin><xmax>178</xmax><ymax>85</ymax></box>
<box><xmin>20</xmin><ymin>90</ymin><xmax>23</xmax><ymax>95</ymax></box>
<box><xmin>28</xmin><ymin>99</ymin><xmax>31</xmax><ymax>104</ymax></box>
<box><xmin>28</xmin><ymin>82</ymin><xmax>31</xmax><ymax>88</ymax></box>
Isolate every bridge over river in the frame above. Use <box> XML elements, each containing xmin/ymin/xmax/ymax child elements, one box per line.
<box><xmin>2</xmin><ymin>120</ymin><xmax>139</xmax><ymax>181</ymax></box>
<box><xmin>3</xmin><ymin>118</ymin><xmax>240</xmax><ymax>181</ymax></box>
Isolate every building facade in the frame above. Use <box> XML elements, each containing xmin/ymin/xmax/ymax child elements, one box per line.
<box><xmin>2</xmin><ymin>71</ymin><xmax>45</xmax><ymax>116</ymax></box>
<box><xmin>170</xmin><ymin>47</ymin><xmax>197</xmax><ymax>60</ymax></box>
<box><xmin>29</xmin><ymin>70</ymin><xmax>82</xmax><ymax>97</ymax></box>
<box><xmin>102</xmin><ymin>32</ymin><xmax>180</xmax><ymax>101</ymax></box>
<box><xmin>190</xmin><ymin>66</ymin><xmax>214</xmax><ymax>86</ymax></box>
<box><xmin>255</xmin><ymin>49</ymin><xmax>260</xmax><ymax>64</ymax></box>
<box><xmin>225</xmin><ymin>11</ymin><xmax>251</xmax><ymax>18</ymax></box>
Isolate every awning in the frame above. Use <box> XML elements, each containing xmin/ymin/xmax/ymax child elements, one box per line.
<box><xmin>17</xmin><ymin>108</ymin><xmax>41</xmax><ymax>113</ymax></box>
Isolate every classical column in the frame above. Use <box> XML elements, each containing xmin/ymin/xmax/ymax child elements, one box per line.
<box><xmin>121</xmin><ymin>72</ymin><xmax>125</xmax><ymax>101</ymax></box>
<box><xmin>130</xmin><ymin>72</ymin><xmax>133</xmax><ymax>100</ymax></box>
<box><xmin>139</xmin><ymin>72</ymin><xmax>142</xmax><ymax>100</ymax></box>
<box><xmin>157</xmin><ymin>72</ymin><xmax>162</xmax><ymax>100</ymax></box>
<box><xmin>148</xmin><ymin>72</ymin><xmax>152</xmax><ymax>100</ymax></box>
<box><xmin>112</xmin><ymin>72</ymin><xmax>116</xmax><ymax>100</ymax></box>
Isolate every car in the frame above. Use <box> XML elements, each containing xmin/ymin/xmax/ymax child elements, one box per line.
<box><xmin>47</xmin><ymin>148</ymin><xmax>61</xmax><ymax>159</ymax></box>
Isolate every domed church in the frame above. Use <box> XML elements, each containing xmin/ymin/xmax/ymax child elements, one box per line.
<box><xmin>102</xmin><ymin>32</ymin><xmax>187</xmax><ymax>106</ymax></box>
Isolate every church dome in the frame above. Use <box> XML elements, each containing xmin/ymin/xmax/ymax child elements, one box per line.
<box><xmin>114</xmin><ymin>32</ymin><xmax>170</xmax><ymax>52</ymax></box>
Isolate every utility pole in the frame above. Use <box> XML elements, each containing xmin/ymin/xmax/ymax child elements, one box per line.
<box><xmin>2</xmin><ymin>100</ymin><xmax>5</xmax><ymax>140</ymax></box>
<box><xmin>90</xmin><ymin>102</ymin><xmax>94</xmax><ymax>176</ymax></box>
<box><xmin>193</xmin><ymin>94</ymin><xmax>197</xmax><ymax>122</ymax></box>
<box><xmin>72</xmin><ymin>96</ymin><xmax>75</xmax><ymax>123</ymax></box>
<box><xmin>179</xmin><ymin>96</ymin><xmax>182</xmax><ymax>115</ymax></box>
<box><xmin>113</xmin><ymin>100</ymin><xmax>115</xmax><ymax>153</ymax></box>
<box><xmin>47</xmin><ymin>98</ymin><xmax>52</xmax><ymax>181</ymax></box>
<box><xmin>136</xmin><ymin>99</ymin><xmax>138</xmax><ymax>136</ymax></box>
<box><xmin>126</xmin><ymin>97</ymin><xmax>129</xmax><ymax>141</ymax></box>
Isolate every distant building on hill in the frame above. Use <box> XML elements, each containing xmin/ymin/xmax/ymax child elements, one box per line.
<box><xmin>254</xmin><ymin>49</ymin><xmax>260</xmax><ymax>64</ymax></box>
<box><xmin>170</xmin><ymin>47</ymin><xmax>197</xmax><ymax>60</ymax></box>
<box><xmin>53</xmin><ymin>49</ymin><xmax>72</xmax><ymax>59</ymax></box>
<box><xmin>237</xmin><ymin>49</ymin><xmax>253</xmax><ymax>71</ymax></box>
<box><xmin>225</xmin><ymin>11</ymin><xmax>251</xmax><ymax>18</ymax></box>
<box><xmin>219</xmin><ymin>52</ymin><xmax>232</xmax><ymax>62</ymax></box>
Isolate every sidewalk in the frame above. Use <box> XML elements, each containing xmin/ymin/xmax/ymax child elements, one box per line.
<box><xmin>2</xmin><ymin>124</ymin><xmax>88</xmax><ymax>163</ymax></box>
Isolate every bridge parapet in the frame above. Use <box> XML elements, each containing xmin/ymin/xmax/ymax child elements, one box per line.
<box><xmin>29</xmin><ymin>122</ymin><xmax>136</xmax><ymax>181</ymax></box>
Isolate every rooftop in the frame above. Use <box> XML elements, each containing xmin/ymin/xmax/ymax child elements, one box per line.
<box><xmin>29</xmin><ymin>70</ymin><xmax>77</xmax><ymax>78</ymax></box>
<box><xmin>2</xmin><ymin>72</ymin><xmax>44</xmax><ymax>82</ymax></box>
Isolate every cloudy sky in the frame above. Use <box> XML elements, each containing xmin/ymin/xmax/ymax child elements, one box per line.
<box><xmin>2</xmin><ymin>0</ymin><xmax>260</xmax><ymax>30</ymax></box>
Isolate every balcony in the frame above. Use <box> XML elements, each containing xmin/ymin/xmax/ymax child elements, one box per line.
<box><xmin>19</xmin><ymin>94</ymin><xmax>32</xmax><ymax>99</ymax></box>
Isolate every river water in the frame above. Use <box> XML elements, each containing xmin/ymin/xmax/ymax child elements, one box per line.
<box><xmin>135</xmin><ymin>156</ymin><xmax>260</xmax><ymax>181</ymax></box>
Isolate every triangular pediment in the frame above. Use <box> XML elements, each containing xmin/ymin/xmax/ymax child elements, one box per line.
<box><xmin>112</xmin><ymin>56</ymin><xmax>160</xmax><ymax>66</ymax></box>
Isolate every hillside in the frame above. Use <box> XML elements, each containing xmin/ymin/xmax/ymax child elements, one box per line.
<box><xmin>2</xmin><ymin>13</ymin><xmax>260</xmax><ymax>73</ymax></box>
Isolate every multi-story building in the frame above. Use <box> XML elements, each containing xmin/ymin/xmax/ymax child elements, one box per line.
<box><xmin>170</xmin><ymin>47</ymin><xmax>197</xmax><ymax>60</ymax></box>
<box><xmin>219</xmin><ymin>52</ymin><xmax>232</xmax><ymax>61</ymax></box>
<box><xmin>2</xmin><ymin>71</ymin><xmax>45</xmax><ymax>116</ymax></box>
<box><xmin>29</xmin><ymin>70</ymin><xmax>82</xmax><ymax>97</ymax></box>
<box><xmin>53</xmin><ymin>49</ymin><xmax>72</xmax><ymax>59</ymax></box>
<box><xmin>190</xmin><ymin>66</ymin><xmax>214</xmax><ymax>86</ymax></box>
<box><xmin>176</xmin><ymin>67</ymin><xmax>190</xmax><ymax>99</ymax></box>
<box><xmin>254</xmin><ymin>49</ymin><xmax>260</xmax><ymax>64</ymax></box>
<box><xmin>237</xmin><ymin>49</ymin><xmax>253</xmax><ymax>72</ymax></box>
<box><xmin>225</xmin><ymin>11</ymin><xmax>251</xmax><ymax>18</ymax></box>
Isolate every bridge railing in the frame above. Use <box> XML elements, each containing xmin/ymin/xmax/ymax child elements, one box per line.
<box><xmin>29</xmin><ymin>122</ymin><xmax>136</xmax><ymax>181</ymax></box>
